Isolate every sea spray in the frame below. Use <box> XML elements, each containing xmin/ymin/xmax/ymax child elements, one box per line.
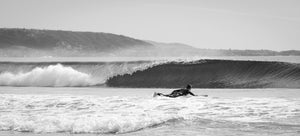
<box><xmin>0</xmin><ymin>64</ymin><xmax>95</xmax><ymax>87</ymax></box>
<box><xmin>0</xmin><ymin>61</ymin><xmax>164</xmax><ymax>87</ymax></box>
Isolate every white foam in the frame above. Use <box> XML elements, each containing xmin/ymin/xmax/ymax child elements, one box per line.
<box><xmin>0</xmin><ymin>94</ymin><xmax>299</xmax><ymax>134</ymax></box>
<box><xmin>0</xmin><ymin>64</ymin><xmax>97</xmax><ymax>87</ymax></box>
<box><xmin>0</xmin><ymin>61</ymin><xmax>165</xmax><ymax>87</ymax></box>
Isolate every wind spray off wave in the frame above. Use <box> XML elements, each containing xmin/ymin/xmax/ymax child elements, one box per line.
<box><xmin>0</xmin><ymin>64</ymin><xmax>96</xmax><ymax>87</ymax></box>
<box><xmin>0</xmin><ymin>61</ymin><xmax>163</xmax><ymax>87</ymax></box>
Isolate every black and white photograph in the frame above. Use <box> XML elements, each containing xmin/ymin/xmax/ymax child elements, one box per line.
<box><xmin>0</xmin><ymin>0</ymin><xmax>300</xmax><ymax>136</ymax></box>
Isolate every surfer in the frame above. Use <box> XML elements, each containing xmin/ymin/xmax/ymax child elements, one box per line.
<box><xmin>153</xmin><ymin>84</ymin><xmax>207</xmax><ymax>98</ymax></box>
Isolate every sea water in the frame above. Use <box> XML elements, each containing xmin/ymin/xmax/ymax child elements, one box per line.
<box><xmin>0</xmin><ymin>56</ymin><xmax>300</xmax><ymax>136</ymax></box>
<box><xmin>0</xmin><ymin>88</ymin><xmax>300</xmax><ymax>136</ymax></box>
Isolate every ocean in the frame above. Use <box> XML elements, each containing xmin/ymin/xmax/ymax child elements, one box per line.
<box><xmin>0</xmin><ymin>56</ymin><xmax>300</xmax><ymax>136</ymax></box>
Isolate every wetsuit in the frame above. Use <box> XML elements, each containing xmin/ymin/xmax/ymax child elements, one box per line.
<box><xmin>156</xmin><ymin>89</ymin><xmax>196</xmax><ymax>98</ymax></box>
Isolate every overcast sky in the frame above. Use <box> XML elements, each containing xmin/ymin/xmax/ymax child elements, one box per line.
<box><xmin>0</xmin><ymin>0</ymin><xmax>299</xmax><ymax>51</ymax></box>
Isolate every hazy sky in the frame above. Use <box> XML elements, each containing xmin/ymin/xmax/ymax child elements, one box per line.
<box><xmin>0</xmin><ymin>0</ymin><xmax>299</xmax><ymax>51</ymax></box>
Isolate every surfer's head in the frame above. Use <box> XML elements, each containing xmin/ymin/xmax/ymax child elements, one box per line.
<box><xmin>186</xmin><ymin>84</ymin><xmax>192</xmax><ymax>90</ymax></box>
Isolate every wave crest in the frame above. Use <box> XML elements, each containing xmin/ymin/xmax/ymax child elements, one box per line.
<box><xmin>0</xmin><ymin>64</ymin><xmax>97</xmax><ymax>87</ymax></box>
<box><xmin>107</xmin><ymin>60</ymin><xmax>300</xmax><ymax>88</ymax></box>
<box><xmin>0</xmin><ymin>61</ymin><xmax>163</xmax><ymax>87</ymax></box>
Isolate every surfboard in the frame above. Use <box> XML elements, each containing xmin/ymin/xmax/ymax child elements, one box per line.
<box><xmin>153</xmin><ymin>92</ymin><xmax>208</xmax><ymax>98</ymax></box>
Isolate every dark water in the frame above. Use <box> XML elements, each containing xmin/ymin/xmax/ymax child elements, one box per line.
<box><xmin>108</xmin><ymin>60</ymin><xmax>300</xmax><ymax>88</ymax></box>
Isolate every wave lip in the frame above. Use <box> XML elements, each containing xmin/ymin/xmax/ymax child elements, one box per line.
<box><xmin>107</xmin><ymin>59</ymin><xmax>300</xmax><ymax>88</ymax></box>
<box><xmin>0</xmin><ymin>64</ymin><xmax>97</xmax><ymax>87</ymax></box>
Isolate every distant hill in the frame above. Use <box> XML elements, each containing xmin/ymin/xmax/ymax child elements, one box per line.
<box><xmin>147</xmin><ymin>41</ymin><xmax>196</xmax><ymax>50</ymax></box>
<box><xmin>0</xmin><ymin>28</ymin><xmax>299</xmax><ymax>57</ymax></box>
<box><xmin>145</xmin><ymin>40</ymin><xmax>209</xmax><ymax>57</ymax></box>
<box><xmin>147</xmin><ymin>41</ymin><xmax>300</xmax><ymax>56</ymax></box>
<box><xmin>278</xmin><ymin>50</ymin><xmax>300</xmax><ymax>56</ymax></box>
<box><xmin>0</xmin><ymin>28</ymin><xmax>153</xmax><ymax>56</ymax></box>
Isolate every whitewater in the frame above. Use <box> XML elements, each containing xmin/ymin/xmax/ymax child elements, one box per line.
<box><xmin>0</xmin><ymin>56</ymin><xmax>300</xmax><ymax>136</ymax></box>
<box><xmin>0</xmin><ymin>88</ymin><xmax>300</xmax><ymax>136</ymax></box>
<box><xmin>0</xmin><ymin>61</ymin><xmax>162</xmax><ymax>87</ymax></box>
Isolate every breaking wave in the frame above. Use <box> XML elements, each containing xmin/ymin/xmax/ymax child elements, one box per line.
<box><xmin>0</xmin><ymin>59</ymin><xmax>300</xmax><ymax>88</ymax></box>
<box><xmin>0</xmin><ymin>61</ymin><xmax>162</xmax><ymax>87</ymax></box>
<box><xmin>107</xmin><ymin>60</ymin><xmax>300</xmax><ymax>88</ymax></box>
<box><xmin>0</xmin><ymin>64</ymin><xmax>96</xmax><ymax>87</ymax></box>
